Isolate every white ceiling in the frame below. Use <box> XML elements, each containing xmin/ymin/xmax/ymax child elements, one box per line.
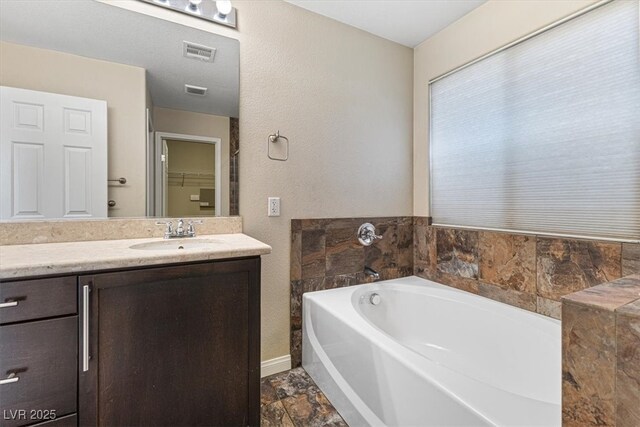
<box><xmin>285</xmin><ymin>0</ymin><xmax>487</xmax><ymax>47</ymax></box>
<box><xmin>0</xmin><ymin>0</ymin><xmax>239</xmax><ymax>117</ymax></box>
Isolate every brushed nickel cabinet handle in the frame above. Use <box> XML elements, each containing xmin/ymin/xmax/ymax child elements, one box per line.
<box><xmin>83</xmin><ymin>285</ymin><xmax>91</xmax><ymax>372</ymax></box>
<box><xmin>0</xmin><ymin>300</ymin><xmax>18</xmax><ymax>308</ymax></box>
<box><xmin>0</xmin><ymin>373</ymin><xmax>19</xmax><ymax>385</ymax></box>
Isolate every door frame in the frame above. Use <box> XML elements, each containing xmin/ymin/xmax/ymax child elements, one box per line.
<box><xmin>153</xmin><ymin>132</ymin><xmax>221</xmax><ymax>217</ymax></box>
<box><xmin>145</xmin><ymin>108</ymin><xmax>155</xmax><ymax>217</ymax></box>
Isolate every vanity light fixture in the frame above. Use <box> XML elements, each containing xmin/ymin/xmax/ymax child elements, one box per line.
<box><xmin>138</xmin><ymin>0</ymin><xmax>237</xmax><ymax>29</ymax></box>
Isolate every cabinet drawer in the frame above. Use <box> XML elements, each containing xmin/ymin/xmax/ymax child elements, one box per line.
<box><xmin>0</xmin><ymin>317</ymin><xmax>77</xmax><ymax>427</ymax></box>
<box><xmin>0</xmin><ymin>277</ymin><xmax>76</xmax><ymax>325</ymax></box>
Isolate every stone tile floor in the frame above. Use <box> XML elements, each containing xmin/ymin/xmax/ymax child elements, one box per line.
<box><xmin>261</xmin><ymin>367</ymin><xmax>348</xmax><ymax>427</ymax></box>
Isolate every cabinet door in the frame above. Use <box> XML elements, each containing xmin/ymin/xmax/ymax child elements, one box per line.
<box><xmin>78</xmin><ymin>258</ymin><xmax>260</xmax><ymax>427</ymax></box>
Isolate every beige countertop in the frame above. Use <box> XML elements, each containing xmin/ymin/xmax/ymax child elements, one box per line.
<box><xmin>0</xmin><ymin>234</ymin><xmax>271</xmax><ymax>280</ymax></box>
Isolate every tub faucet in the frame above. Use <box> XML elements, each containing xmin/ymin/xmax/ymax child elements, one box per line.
<box><xmin>364</xmin><ymin>266</ymin><xmax>380</xmax><ymax>280</ymax></box>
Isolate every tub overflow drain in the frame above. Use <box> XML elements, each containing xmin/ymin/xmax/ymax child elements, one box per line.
<box><xmin>369</xmin><ymin>293</ymin><xmax>381</xmax><ymax>305</ymax></box>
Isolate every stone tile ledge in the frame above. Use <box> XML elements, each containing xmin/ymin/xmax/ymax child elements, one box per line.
<box><xmin>562</xmin><ymin>274</ymin><xmax>640</xmax><ymax>312</ymax></box>
<box><xmin>0</xmin><ymin>216</ymin><xmax>243</xmax><ymax>246</ymax></box>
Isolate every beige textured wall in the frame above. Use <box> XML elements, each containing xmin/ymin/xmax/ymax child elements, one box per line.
<box><xmin>153</xmin><ymin>107</ymin><xmax>230</xmax><ymax>216</ymax></box>
<box><xmin>237</xmin><ymin>2</ymin><xmax>413</xmax><ymax>361</ymax></box>
<box><xmin>0</xmin><ymin>41</ymin><xmax>147</xmax><ymax>217</ymax></box>
<box><xmin>166</xmin><ymin>140</ymin><xmax>216</xmax><ymax>217</ymax></box>
<box><xmin>413</xmin><ymin>0</ymin><xmax>599</xmax><ymax>216</ymax></box>
<box><xmin>108</xmin><ymin>1</ymin><xmax>414</xmax><ymax>361</ymax></box>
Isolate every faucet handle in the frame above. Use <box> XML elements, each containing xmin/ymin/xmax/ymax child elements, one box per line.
<box><xmin>369</xmin><ymin>230</ymin><xmax>383</xmax><ymax>240</ymax></box>
<box><xmin>155</xmin><ymin>221</ymin><xmax>173</xmax><ymax>238</ymax></box>
<box><xmin>357</xmin><ymin>223</ymin><xmax>382</xmax><ymax>246</ymax></box>
<box><xmin>187</xmin><ymin>219</ymin><xmax>203</xmax><ymax>236</ymax></box>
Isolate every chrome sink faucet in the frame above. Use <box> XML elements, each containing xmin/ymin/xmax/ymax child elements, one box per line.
<box><xmin>176</xmin><ymin>218</ymin><xmax>185</xmax><ymax>236</ymax></box>
<box><xmin>156</xmin><ymin>219</ymin><xmax>203</xmax><ymax>239</ymax></box>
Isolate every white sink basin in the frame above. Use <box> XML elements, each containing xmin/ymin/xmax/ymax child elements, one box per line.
<box><xmin>129</xmin><ymin>239</ymin><xmax>221</xmax><ymax>251</ymax></box>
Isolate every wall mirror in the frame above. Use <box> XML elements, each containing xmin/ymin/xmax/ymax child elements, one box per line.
<box><xmin>0</xmin><ymin>0</ymin><xmax>239</xmax><ymax>220</ymax></box>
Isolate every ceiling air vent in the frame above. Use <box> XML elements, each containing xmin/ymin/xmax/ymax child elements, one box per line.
<box><xmin>184</xmin><ymin>84</ymin><xmax>208</xmax><ymax>96</ymax></box>
<box><xmin>183</xmin><ymin>41</ymin><xmax>216</xmax><ymax>62</ymax></box>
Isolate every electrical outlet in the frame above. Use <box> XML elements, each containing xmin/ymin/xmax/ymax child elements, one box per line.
<box><xmin>268</xmin><ymin>197</ymin><xmax>280</xmax><ymax>217</ymax></box>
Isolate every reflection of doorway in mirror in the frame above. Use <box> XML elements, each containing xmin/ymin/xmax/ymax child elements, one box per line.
<box><xmin>154</xmin><ymin>132</ymin><xmax>221</xmax><ymax>218</ymax></box>
<box><xmin>167</xmin><ymin>140</ymin><xmax>215</xmax><ymax>217</ymax></box>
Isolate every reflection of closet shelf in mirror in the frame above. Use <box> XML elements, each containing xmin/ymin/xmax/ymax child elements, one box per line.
<box><xmin>167</xmin><ymin>171</ymin><xmax>215</xmax><ymax>187</ymax></box>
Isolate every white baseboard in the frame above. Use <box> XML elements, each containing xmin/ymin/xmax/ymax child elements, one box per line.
<box><xmin>261</xmin><ymin>355</ymin><xmax>291</xmax><ymax>378</ymax></box>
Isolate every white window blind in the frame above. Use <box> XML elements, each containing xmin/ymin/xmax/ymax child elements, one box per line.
<box><xmin>430</xmin><ymin>0</ymin><xmax>640</xmax><ymax>242</ymax></box>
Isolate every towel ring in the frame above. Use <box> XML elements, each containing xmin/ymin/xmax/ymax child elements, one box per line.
<box><xmin>268</xmin><ymin>130</ymin><xmax>289</xmax><ymax>161</ymax></box>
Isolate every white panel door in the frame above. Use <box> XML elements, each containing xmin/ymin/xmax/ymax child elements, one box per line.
<box><xmin>0</xmin><ymin>86</ymin><xmax>107</xmax><ymax>219</ymax></box>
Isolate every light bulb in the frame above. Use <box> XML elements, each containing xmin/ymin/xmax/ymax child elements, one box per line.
<box><xmin>216</xmin><ymin>0</ymin><xmax>232</xmax><ymax>18</ymax></box>
<box><xmin>188</xmin><ymin>0</ymin><xmax>202</xmax><ymax>12</ymax></box>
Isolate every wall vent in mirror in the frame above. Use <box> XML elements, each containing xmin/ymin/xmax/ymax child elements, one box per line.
<box><xmin>185</xmin><ymin>84</ymin><xmax>208</xmax><ymax>96</ymax></box>
<box><xmin>183</xmin><ymin>41</ymin><xmax>216</xmax><ymax>62</ymax></box>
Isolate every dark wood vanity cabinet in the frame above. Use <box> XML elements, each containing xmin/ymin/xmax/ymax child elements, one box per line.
<box><xmin>1</xmin><ymin>257</ymin><xmax>261</xmax><ymax>427</ymax></box>
<box><xmin>0</xmin><ymin>277</ymin><xmax>78</xmax><ymax>427</ymax></box>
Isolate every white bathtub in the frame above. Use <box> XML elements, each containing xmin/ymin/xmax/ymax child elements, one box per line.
<box><xmin>302</xmin><ymin>276</ymin><xmax>561</xmax><ymax>427</ymax></box>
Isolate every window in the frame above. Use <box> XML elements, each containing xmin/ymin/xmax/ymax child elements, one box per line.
<box><xmin>429</xmin><ymin>0</ymin><xmax>640</xmax><ymax>241</ymax></box>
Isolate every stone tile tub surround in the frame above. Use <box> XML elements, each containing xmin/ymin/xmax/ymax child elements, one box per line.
<box><xmin>414</xmin><ymin>217</ymin><xmax>640</xmax><ymax>319</ymax></box>
<box><xmin>562</xmin><ymin>275</ymin><xmax>640</xmax><ymax>427</ymax></box>
<box><xmin>291</xmin><ymin>217</ymin><xmax>640</xmax><ymax>367</ymax></box>
<box><xmin>290</xmin><ymin>217</ymin><xmax>413</xmax><ymax>367</ymax></box>
<box><xmin>289</xmin><ymin>216</ymin><xmax>640</xmax><ymax>424</ymax></box>
<box><xmin>0</xmin><ymin>216</ymin><xmax>243</xmax><ymax>246</ymax></box>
